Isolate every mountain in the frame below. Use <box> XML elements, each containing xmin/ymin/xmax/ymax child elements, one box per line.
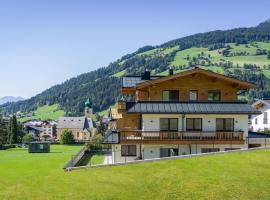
<box><xmin>2</xmin><ymin>20</ymin><xmax>270</xmax><ymax>117</ymax></box>
<box><xmin>0</xmin><ymin>96</ymin><xmax>24</xmax><ymax>105</ymax></box>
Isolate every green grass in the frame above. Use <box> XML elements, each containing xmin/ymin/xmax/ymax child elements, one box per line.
<box><xmin>1</xmin><ymin>146</ymin><xmax>270</xmax><ymax>199</ymax></box>
<box><xmin>112</xmin><ymin>69</ymin><xmax>126</xmax><ymax>77</ymax></box>
<box><xmin>88</xmin><ymin>153</ymin><xmax>105</xmax><ymax>165</ymax></box>
<box><xmin>19</xmin><ymin>104</ymin><xmax>65</xmax><ymax>122</ymax></box>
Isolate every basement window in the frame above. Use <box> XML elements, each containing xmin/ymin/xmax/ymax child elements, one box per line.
<box><xmin>121</xmin><ymin>145</ymin><xmax>136</xmax><ymax>156</ymax></box>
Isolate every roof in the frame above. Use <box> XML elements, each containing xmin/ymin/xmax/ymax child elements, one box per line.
<box><xmin>122</xmin><ymin>76</ymin><xmax>164</xmax><ymax>88</ymax></box>
<box><xmin>135</xmin><ymin>67</ymin><xmax>256</xmax><ymax>90</ymax></box>
<box><xmin>127</xmin><ymin>101</ymin><xmax>261</xmax><ymax>115</ymax></box>
<box><xmin>57</xmin><ymin>117</ymin><xmax>95</xmax><ymax>129</ymax></box>
<box><xmin>28</xmin><ymin>126</ymin><xmax>43</xmax><ymax>132</ymax></box>
<box><xmin>252</xmin><ymin>99</ymin><xmax>270</xmax><ymax>107</ymax></box>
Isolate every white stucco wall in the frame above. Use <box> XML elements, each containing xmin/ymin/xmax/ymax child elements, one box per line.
<box><xmin>142</xmin><ymin>114</ymin><xmax>249</xmax><ymax>137</ymax></box>
<box><xmin>251</xmin><ymin>105</ymin><xmax>270</xmax><ymax>132</ymax></box>
<box><xmin>112</xmin><ymin>144</ymin><xmax>248</xmax><ymax>163</ymax></box>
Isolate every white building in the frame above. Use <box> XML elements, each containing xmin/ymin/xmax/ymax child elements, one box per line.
<box><xmin>103</xmin><ymin>67</ymin><xmax>261</xmax><ymax>163</ymax></box>
<box><xmin>250</xmin><ymin>99</ymin><xmax>270</xmax><ymax>132</ymax></box>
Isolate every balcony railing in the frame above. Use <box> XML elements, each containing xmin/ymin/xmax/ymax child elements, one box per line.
<box><xmin>121</xmin><ymin>130</ymin><xmax>244</xmax><ymax>142</ymax></box>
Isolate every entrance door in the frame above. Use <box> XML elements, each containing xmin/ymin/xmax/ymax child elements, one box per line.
<box><xmin>160</xmin><ymin>148</ymin><xmax>179</xmax><ymax>158</ymax></box>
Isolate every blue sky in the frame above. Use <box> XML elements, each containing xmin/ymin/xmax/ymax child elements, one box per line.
<box><xmin>0</xmin><ymin>0</ymin><xmax>269</xmax><ymax>98</ymax></box>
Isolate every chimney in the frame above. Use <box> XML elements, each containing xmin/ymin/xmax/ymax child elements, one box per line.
<box><xmin>141</xmin><ymin>71</ymin><xmax>151</xmax><ymax>80</ymax></box>
<box><xmin>169</xmin><ymin>67</ymin><xmax>174</xmax><ymax>76</ymax></box>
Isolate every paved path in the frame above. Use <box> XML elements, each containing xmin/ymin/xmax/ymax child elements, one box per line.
<box><xmin>103</xmin><ymin>154</ymin><xmax>113</xmax><ymax>164</ymax></box>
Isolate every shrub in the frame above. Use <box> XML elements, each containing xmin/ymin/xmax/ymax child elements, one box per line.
<box><xmin>60</xmin><ymin>129</ymin><xmax>75</xmax><ymax>144</ymax></box>
<box><xmin>22</xmin><ymin>134</ymin><xmax>34</xmax><ymax>144</ymax></box>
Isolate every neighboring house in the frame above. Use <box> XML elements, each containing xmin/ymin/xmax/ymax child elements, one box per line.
<box><xmin>102</xmin><ymin>108</ymin><xmax>122</xmax><ymax>130</ymax></box>
<box><xmin>250</xmin><ymin>99</ymin><xmax>270</xmax><ymax>132</ymax></box>
<box><xmin>57</xmin><ymin>99</ymin><xmax>96</xmax><ymax>141</ymax></box>
<box><xmin>103</xmin><ymin>67</ymin><xmax>260</xmax><ymax>163</ymax></box>
<box><xmin>25</xmin><ymin>125</ymin><xmax>43</xmax><ymax>140</ymax></box>
<box><xmin>40</xmin><ymin>121</ymin><xmax>57</xmax><ymax>141</ymax></box>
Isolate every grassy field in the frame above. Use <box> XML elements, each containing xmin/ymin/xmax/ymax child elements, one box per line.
<box><xmin>19</xmin><ymin>104</ymin><xmax>65</xmax><ymax>122</ymax></box>
<box><xmin>1</xmin><ymin>145</ymin><xmax>270</xmax><ymax>200</ymax></box>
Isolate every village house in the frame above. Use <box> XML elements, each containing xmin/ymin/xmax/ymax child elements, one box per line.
<box><xmin>40</xmin><ymin>121</ymin><xmax>57</xmax><ymax>141</ymax></box>
<box><xmin>250</xmin><ymin>99</ymin><xmax>270</xmax><ymax>132</ymax></box>
<box><xmin>57</xmin><ymin>99</ymin><xmax>96</xmax><ymax>141</ymax></box>
<box><xmin>103</xmin><ymin>67</ymin><xmax>261</xmax><ymax>163</ymax></box>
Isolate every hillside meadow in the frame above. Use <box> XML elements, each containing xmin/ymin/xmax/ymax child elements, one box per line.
<box><xmin>1</xmin><ymin>145</ymin><xmax>270</xmax><ymax>200</ymax></box>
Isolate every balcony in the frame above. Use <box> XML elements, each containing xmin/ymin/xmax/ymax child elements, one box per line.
<box><xmin>120</xmin><ymin>130</ymin><xmax>245</xmax><ymax>144</ymax></box>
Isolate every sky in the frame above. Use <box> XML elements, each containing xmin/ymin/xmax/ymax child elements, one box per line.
<box><xmin>0</xmin><ymin>0</ymin><xmax>269</xmax><ymax>99</ymax></box>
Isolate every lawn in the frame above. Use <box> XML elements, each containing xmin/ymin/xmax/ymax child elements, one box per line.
<box><xmin>1</xmin><ymin>145</ymin><xmax>270</xmax><ymax>200</ymax></box>
<box><xmin>18</xmin><ymin>104</ymin><xmax>65</xmax><ymax>122</ymax></box>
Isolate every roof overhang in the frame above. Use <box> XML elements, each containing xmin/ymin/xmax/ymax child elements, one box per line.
<box><xmin>135</xmin><ymin>68</ymin><xmax>256</xmax><ymax>90</ymax></box>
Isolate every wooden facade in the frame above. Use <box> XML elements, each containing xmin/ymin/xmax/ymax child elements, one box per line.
<box><xmin>115</xmin><ymin>68</ymin><xmax>255</xmax><ymax>144</ymax></box>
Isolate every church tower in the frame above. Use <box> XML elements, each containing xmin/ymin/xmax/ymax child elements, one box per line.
<box><xmin>85</xmin><ymin>98</ymin><xmax>93</xmax><ymax>119</ymax></box>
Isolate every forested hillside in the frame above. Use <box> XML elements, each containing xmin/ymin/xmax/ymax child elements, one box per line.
<box><xmin>2</xmin><ymin>20</ymin><xmax>270</xmax><ymax>117</ymax></box>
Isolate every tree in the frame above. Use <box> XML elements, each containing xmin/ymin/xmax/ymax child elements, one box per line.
<box><xmin>0</xmin><ymin>111</ymin><xmax>7</xmax><ymax>146</ymax></box>
<box><xmin>22</xmin><ymin>134</ymin><xmax>34</xmax><ymax>144</ymax></box>
<box><xmin>268</xmin><ymin>51</ymin><xmax>270</xmax><ymax>59</ymax></box>
<box><xmin>60</xmin><ymin>129</ymin><xmax>75</xmax><ymax>144</ymax></box>
<box><xmin>7</xmin><ymin>115</ymin><xmax>18</xmax><ymax>144</ymax></box>
<box><xmin>17</xmin><ymin>121</ymin><xmax>26</xmax><ymax>143</ymax></box>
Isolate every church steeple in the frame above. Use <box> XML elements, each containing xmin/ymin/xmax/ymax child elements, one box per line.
<box><xmin>85</xmin><ymin>98</ymin><xmax>93</xmax><ymax>118</ymax></box>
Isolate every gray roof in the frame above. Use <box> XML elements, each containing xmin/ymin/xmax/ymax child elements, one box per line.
<box><xmin>122</xmin><ymin>76</ymin><xmax>163</xmax><ymax>87</ymax></box>
<box><xmin>127</xmin><ymin>102</ymin><xmax>261</xmax><ymax>115</ymax></box>
<box><xmin>57</xmin><ymin>117</ymin><xmax>95</xmax><ymax>129</ymax></box>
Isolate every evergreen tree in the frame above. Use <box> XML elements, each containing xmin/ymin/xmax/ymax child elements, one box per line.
<box><xmin>0</xmin><ymin>112</ymin><xmax>5</xmax><ymax>146</ymax></box>
<box><xmin>7</xmin><ymin>115</ymin><xmax>18</xmax><ymax>144</ymax></box>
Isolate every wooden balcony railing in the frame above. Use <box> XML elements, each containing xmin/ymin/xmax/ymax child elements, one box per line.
<box><xmin>121</xmin><ymin>130</ymin><xmax>244</xmax><ymax>142</ymax></box>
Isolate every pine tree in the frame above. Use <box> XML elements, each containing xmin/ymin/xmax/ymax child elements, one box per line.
<box><xmin>7</xmin><ymin>115</ymin><xmax>18</xmax><ymax>144</ymax></box>
<box><xmin>0</xmin><ymin>112</ymin><xmax>4</xmax><ymax>146</ymax></box>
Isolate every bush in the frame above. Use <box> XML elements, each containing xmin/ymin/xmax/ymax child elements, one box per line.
<box><xmin>22</xmin><ymin>134</ymin><xmax>34</xmax><ymax>144</ymax></box>
<box><xmin>60</xmin><ymin>129</ymin><xmax>75</xmax><ymax>144</ymax></box>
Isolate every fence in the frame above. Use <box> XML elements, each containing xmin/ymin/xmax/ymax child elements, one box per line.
<box><xmin>63</xmin><ymin>145</ymin><xmax>270</xmax><ymax>171</ymax></box>
<box><xmin>63</xmin><ymin>146</ymin><xmax>88</xmax><ymax>169</ymax></box>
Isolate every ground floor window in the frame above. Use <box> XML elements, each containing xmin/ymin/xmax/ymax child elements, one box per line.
<box><xmin>201</xmin><ymin>148</ymin><xmax>220</xmax><ymax>153</ymax></box>
<box><xmin>121</xmin><ymin>145</ymin><xmax>137</xmax><ymax>156</ymax></box>
<box><xmin>216</xmin><ymin>118</ymin><xmax>234</xmax><ymax>131</ymax></box>
<box><xmin>160</xmin><ymin>118</ymin><xmax>178</xmax><ymax>131</ymax></box>
<box><xmin>160</xmin><ymin>148</ymin><xmax>179</xmax><ymax>158</ymax></box>
<box><xmin>186</xmin><ymin>118</ymin><xmax>202</xmax><ymax>131</ymax></box>
<box><xmin>224</xmin><ymin>148</ymin><xmax>240</xmax><ymax>151</ymax></box>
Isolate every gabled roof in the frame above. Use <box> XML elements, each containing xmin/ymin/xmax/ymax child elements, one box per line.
<box><xmin>252</xmin><ymin>99</ymin><xmax>270</xmax><ymax>109</ymax></box>
<box><xmin>57</xmin><ymin>117</ymin><xmax>95</xmax><ymax>129</ymax></box>
<box><xmin>136</xmin><ymin>67</ymin><xmax>256</xmax><ymax>89</ymax></box>
<box><xmin>127</xmin><ymin>101</ymin><xmax>261</xmax><ymax>115</ymax></box>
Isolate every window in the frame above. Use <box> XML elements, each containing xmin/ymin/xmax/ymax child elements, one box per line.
<box><xmin>160</xmin><ymin>148</ymin><xmax>179</xmax><ymax>158</ymax></box>
<box><xmin>208</xmin><ymin>90</ymin><xmax>221</xmax><ymax>101</ymax></box>
<box><xmin>121</xmin><ymin>145</ymin><xmax>136</xmax><ymax>156</ymax></box>
<box><xmin>255</xmin><ymin>118</ymin><xmax>258</xmax><ymax>125</ymax></box>
<box><xmin>263</xmin><ymin>112</ymin><xmax>268</xmax><ymax>124</ymax></box>
<box><xmin>224</xmin><ymin>148</ymin><xmax>240</xmax><ymax>151</ymax></box>
<box><xmin>201</xmin><ymin>148</ymin><xmax>220</xmax><ymax>153</ymax></box>
<box><xmin>189</xmin><ymin>90</ymin><xmax>198</xmax><ymax>101</ymax></box>
<box><xmin>160</xmin><ymin>118</ymin><xmax>178</xmax><ymax>131</ymax></box>
<box><xmin>216</xmin><ymin>118</ymin><xmax>234</xmax><ymax>131</ymax></box>
<box><xmin>163</xmin><ymin>90</ymin><xmax>179</xmax><ymax>101</ymax></box>
<box><xmin>186</xmin><ymin>118</ymin><xmax>202</xmax><ymax>131</ymax></box>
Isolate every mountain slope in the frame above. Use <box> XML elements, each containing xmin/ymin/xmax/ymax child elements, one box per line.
<box><xmin>2</xmin><ymin>20</ymin><xmax>270</xmax><ymax>117</ymax></box>
<box><xmin>0</xmin><ymin>96</ymin><xmax>24</xmax><ymax>105</ymax></box>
